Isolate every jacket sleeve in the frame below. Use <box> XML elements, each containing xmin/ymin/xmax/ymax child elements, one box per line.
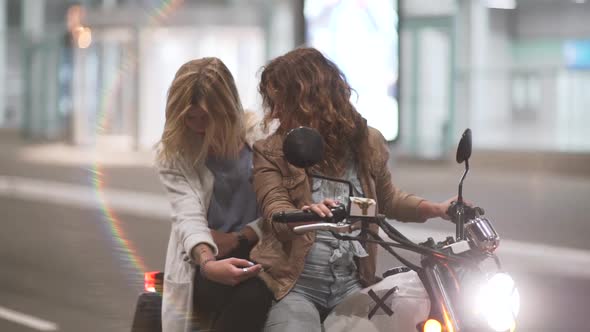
<box><xmin>252</xmin><ymin>141</ymin><xmax>300</xmax><ymax>242</ymax></box>
<box><xmin>371</xmin><ymin>129</ymin><xmax>426</xmax><ymax>223</ymax></box>
<box><xmin>244</xmin><ymin>217</ymin><xmax>263</xmax><ymax>241</ymax></box>
<box><xmin>158</xmin><ymin>164</ymin><xmax>218</xmax><ymax>258</ymax></box>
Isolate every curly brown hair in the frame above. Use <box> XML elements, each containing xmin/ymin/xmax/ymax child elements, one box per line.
<box><xmin>259</xmin><ymin>47</ymin><xmax>369</xmax><ymax>175</ymax></box>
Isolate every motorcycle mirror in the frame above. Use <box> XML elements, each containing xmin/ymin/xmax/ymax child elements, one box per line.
<box><xmin>283</xmin><ymin>126</ymin><xmax>325</xmax><ymax>168</ymax></box>
<box><xmin>455</xmin><ymin>128</ymin><xmax>472</xmax><ymax>240</ymax></box>
<box><xmin>456</xmin><ymin>128</ymin><xmax>472</xmax><ymax>164</ymax></box>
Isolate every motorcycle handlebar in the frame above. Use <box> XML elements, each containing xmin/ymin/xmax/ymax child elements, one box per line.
<box><xmin>293</xmin><ymin>223</ymin><xmax>354</xmax><ymax>234</ymax></box>
<box><xmin>272</xmin><ymin>204</ymin><xmax>347</xmax><ymax>223</ymax></box>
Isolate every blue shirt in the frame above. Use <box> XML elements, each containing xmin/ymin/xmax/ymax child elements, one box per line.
<box><xmin>205</xmin><ymin>145</ymin><xmax>258</xmax><ymax>232</ymax></box>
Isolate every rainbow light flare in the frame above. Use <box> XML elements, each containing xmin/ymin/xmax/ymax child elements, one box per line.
<box><xmin>89</xmin><ymin>0</ymin><xmax>185</xmax><ymax>286</ymax></box>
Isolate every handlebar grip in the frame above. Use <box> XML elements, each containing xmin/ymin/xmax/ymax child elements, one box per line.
<box><xmin>447</xmin><ymin>201</ymin><xmax>485</xmax><ymax>221</ymax></box>
<box><xmin>272</xmin><ymin>210</ymin><xmax>322</xmax><ymax>223</ymax></box>
<box><xmin>446</xmin><ymin>201</ymin><xmax>458</xmax><ymax>220</ymax></box>
<box><xmin>272</xmin><ymin>204</ymin><xmax>347</xmax><ymax>223</ymax></box>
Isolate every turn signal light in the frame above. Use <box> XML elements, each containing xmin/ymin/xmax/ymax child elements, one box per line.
<box><xmin>423</xmin><ymin>319</ymin><xmax>443</xmax><ymax>332</ymax></box>
<box><xmin>144</xmin><ymin>271</ymin><xmax>159</xmax><ymax>292</ymax></box>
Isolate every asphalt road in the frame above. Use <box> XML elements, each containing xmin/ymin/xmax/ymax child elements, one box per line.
<box><xmin>0</xmin><ymin>198</ymin><xmax>168</xmax><ymax>332</ymax></box>
<box><xmin>1</xmin><ymin>152</ymin><xmax>590</xmax><ymax>331</ymax></box>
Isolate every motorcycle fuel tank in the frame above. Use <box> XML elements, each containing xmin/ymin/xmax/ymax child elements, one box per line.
<box><xmin>323</xmin><ymin>270</ymin><xmax>430</xmax><ymax>332</ymax></box>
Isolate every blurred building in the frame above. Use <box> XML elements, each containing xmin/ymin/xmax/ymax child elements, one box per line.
<box><xmin>2</xmin><ymin>0</ymin><xmax>299</xmax><ymax>150</ymax></box>
<box><xmin>1</xmin><ymin>0</ymin><xmax>589</xmax><ymax>157</ymax></box>
<box><xmin>401</xmin><ymin>0</ymin><xmax>590</xmax><ymax>157</ymax></box>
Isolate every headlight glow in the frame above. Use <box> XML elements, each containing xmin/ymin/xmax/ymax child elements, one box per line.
<box><xmin>423</xmin><ymin>319</ymin><xmax>442</xmax><ymax>332</ymax></box>
<box><xmin>475</xmin><ymin>273</ymin><xmax>520</xmax><ymax>331</ymax></box>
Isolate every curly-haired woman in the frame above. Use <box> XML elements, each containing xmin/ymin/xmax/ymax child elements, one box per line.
<box><xmin>251</xmin><ymin>48</ymin><xmax>455</xmax><ymax>331</ymax></box>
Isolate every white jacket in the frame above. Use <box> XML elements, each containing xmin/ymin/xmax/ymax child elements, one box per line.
<box><xmin>159</xmin><ymin>113</ymin><xmax>272</xmax><ymax>332</ymax></box>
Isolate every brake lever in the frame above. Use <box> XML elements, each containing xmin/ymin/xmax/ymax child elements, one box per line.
<box><xmin>293</xmin><ymin>223</ymin><xmax>354</xmax><ymax>235</ymax></box>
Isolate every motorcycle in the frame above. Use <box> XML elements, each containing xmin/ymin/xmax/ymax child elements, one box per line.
<box><xmin>131</xmin><ymin>127</ymin><xmax>520</xmax><ymax>332</ymax></box>
<box><xmin>271</xmin><ymin>126</ymin><xmax>520</xmax><ymax>332</ymax></box>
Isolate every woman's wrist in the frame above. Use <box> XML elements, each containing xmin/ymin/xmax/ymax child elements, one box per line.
<box><xmin>417</xmin><ymin>200</ymin><xmax>436</xmax><ymax>221</ymax></box>
<box><xmin>417</xmin><ymin>200</ymin><xmax>446</xmax><ymax>221</ymax></box>
<box><xmin>199</xmin><ymin>257</ymin><xmax>216</xmax><ymax>277</ymax></box>
<box><xmin>191</xmin><ymin>243</ymin><xmax>215</xmax><ymax>263</ymax></box>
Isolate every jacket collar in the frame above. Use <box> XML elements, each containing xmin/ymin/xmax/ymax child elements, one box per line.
<box><xmin>243</xmin><ymin>111</ymin><xmax>277</xmax><ymax>149</ymax></box>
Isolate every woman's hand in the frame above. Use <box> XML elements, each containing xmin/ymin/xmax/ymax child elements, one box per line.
<box><xmin>211</xmin><ymin>226</ymin><xmax>259</xmax><ymax>258</ymax></box>
<box><xmin>210</xmin><ymin>230</ymin><xmax>239</xmax><ymax>258</ymax></box>
<box><xmin>436</xmin><ymin>197</ymin><xmax>457</xmax><ymax>220</ymax></box>
<box><xmin>284</xmin><ymin>198</ymin><xmax>341</xmax><ymax>231</ymax></box>
<box><xmin>191</xmin><ymin>243</ymin><xmax>262</xmax><ymax>286</ymax></box>
<box><xmin>302</xmin><ymin>198</ymin><xmax>340</xmax><ymax>218</ymax></box>
<box><xmin>201</xmin><ymin>258</ymin><xmax>263</xmax><ymax>286</ymax></box>
<box><xmin>240</xmin><ymin>226</ymin><xmax>259</xmax><ymax>245</ymax></box>
<box><xmin>417</xmin><ymin>196</ymin><xmax>472</xmax><ymax>221</ymax></box>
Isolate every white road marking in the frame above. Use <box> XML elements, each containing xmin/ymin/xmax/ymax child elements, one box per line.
<box><xmin>380</xmin><ymin>225</ymin><xmax>590</xmax><ymax>279</ymax></box>
<box><xmin>0</xmin><ymin>175</ymin><xmax>169</xmax><ymax>219</ymax></box>
<box><xmin>2</xmin><ymin>175</ymin><xmax>590</xmax><ymax>279</ymax></box>
<box><xmin>0</xmin><ymin>306</ymin><xmax>58</xmax><ymax>331</ymax></box>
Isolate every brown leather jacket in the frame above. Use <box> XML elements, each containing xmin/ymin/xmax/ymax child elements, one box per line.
<box><xmin>250</xmin><ymin>127</ymin><xmax>426</xmax><ymax>300</ymax></box>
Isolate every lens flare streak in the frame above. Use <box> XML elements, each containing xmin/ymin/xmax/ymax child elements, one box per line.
<box><xmin>89</xmin><ymin>0</ymin><xmax>185</xmax><ymax>286</ymax></box>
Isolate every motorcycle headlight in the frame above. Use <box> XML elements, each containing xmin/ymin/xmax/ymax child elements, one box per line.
<box><xmin>475</xmin><ymin>273</ymin><xmax>520</xmax><ymax>332</ymax></box>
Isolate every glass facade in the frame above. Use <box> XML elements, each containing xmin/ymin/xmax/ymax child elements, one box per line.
<box><xmin>305</xmin><ymin>0</ymin><xmax>400</xmax><ymax>142</ymax></box>
<box><xmin>399</xmin><ymin>0</ymin><xmax>590</xmax><ymax>156</ymax></box>
<box><xmin>13</xmin><ymin>0</ymin><xmax>295</xmax><ymax>149</ymax></box>
<box><xmin>4</xmin><ymin>0</ymin><xmax>590</xmax><ymax>155</ymax></box>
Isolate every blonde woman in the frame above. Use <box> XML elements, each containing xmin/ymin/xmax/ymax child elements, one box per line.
<box><xmin>157</xmin><ymin>58</ymin><xmax>272</xmax><ymax>332</ymax></box>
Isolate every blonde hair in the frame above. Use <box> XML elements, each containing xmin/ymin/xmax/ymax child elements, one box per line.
<box><xmin>158</xmin><ymin>57</ymin><xmax>245</xmax><ymax>166</ymax></box>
